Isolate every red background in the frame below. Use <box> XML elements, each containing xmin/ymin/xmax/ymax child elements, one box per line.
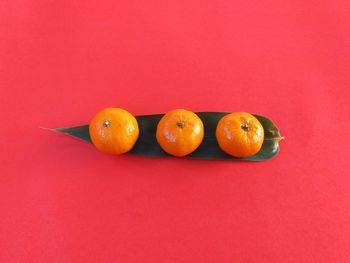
<box><xmin>1</xmin><ymin>0</ymin><xmax>350</xmax><ymax>262</ymax></box>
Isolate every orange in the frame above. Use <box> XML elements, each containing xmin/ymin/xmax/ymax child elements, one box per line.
<box><xmin>216</xmin><ymin>112</ymin><xmax>264</xmax><ymax>158</ymax></box>
<box><xmin>89</xmin><ymin>108</ymin><xmax>139</xmax><ymax>155</ymax></box>
<box><xmin>156</xmin><ymin>109</ymin><xmax>204</xmax><ymax>157</ymax></box>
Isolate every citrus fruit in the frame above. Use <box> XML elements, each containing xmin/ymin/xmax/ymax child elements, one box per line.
<box><xmin>216</xmin><ymin>112</ymin><xmax>264</xmax><ymax>158</ymax></box>
<box><xmin>89</xmin><ymin>108</ymin><xmax>139</xmax><ymax>155</ymax></box>
<box><xmin>156</xmin><ymin>109</ymin><xmax>204</xmax><ymax>157</ymax></box>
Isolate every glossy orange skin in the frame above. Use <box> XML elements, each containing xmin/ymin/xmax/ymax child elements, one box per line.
<box><xmin>216</xmin><ymin>112</ymin><xmax>264</xmax><ymax>158</ymax></box>
<box><xmin>89</xmin><ymin>108</ymin><xmax>139</xmax><ymax>155</ymax></box>
<box><xmin>156</xmin><ymin>109</ymin><xmax>204</xmax><ymax>157</ymax></box>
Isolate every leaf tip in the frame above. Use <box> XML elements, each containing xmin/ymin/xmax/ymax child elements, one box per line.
<box><xmin>39</xmin><ymin>126</ymin><xmax>55</xmax><ymax>131</ymax></box>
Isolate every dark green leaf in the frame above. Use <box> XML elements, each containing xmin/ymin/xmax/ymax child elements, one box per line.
<box><xmin>54</xmin><ymin>112</ymin><xmax>283</xmax><ymax>161</ymax></box>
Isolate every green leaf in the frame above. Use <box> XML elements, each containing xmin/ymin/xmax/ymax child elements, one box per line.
<box><xmin>54</xmin><ymin>112</ymin><xmax>283</xmax><ymax>161</ymax></box>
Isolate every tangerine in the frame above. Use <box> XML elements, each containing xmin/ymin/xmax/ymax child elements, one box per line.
<box><xmin>89</xmin><ymin>108</ymin><xmax>139</xmax><ymax>155</ymax></box>
<box><xmin>156</xmin><ymin>109</ymin><xmax>204</xmax><ymax>157</ymax></box>
<box><xmin>216</xmin><ymin>112</ymin><xmax>264</xmax><ymax>158</ymax></box>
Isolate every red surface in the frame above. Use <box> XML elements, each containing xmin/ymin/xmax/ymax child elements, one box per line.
<box><xmin>1</xmin><ymin>0</ymin><xmax>350</xmax><ymax>262</ymax></box>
